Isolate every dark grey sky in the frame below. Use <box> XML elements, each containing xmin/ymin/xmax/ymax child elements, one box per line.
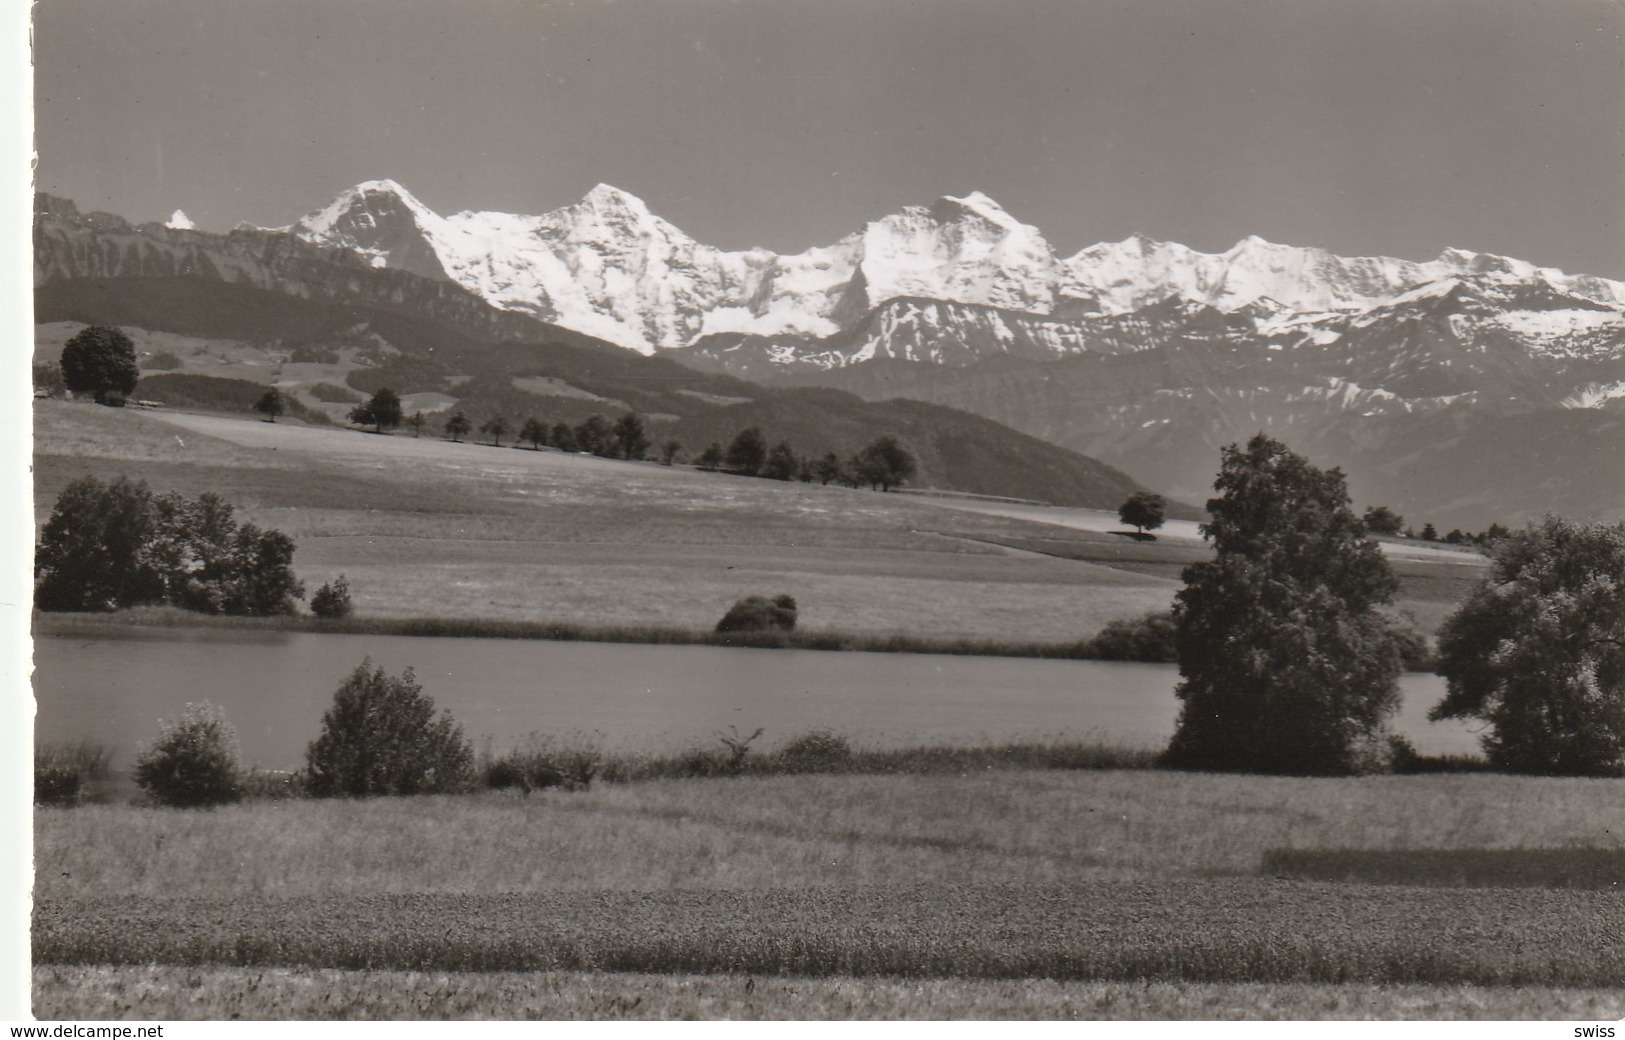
<box><xmin>33</xmin><ymin>0</ymin><xmax>1625</xmax><ymax>276</ymax></box>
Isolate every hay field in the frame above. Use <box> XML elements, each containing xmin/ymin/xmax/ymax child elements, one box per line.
<box><xmin>32</xmin><ymin>400</ymin><xmax>1479</xmax><ymax>642</ymax></box>
<box><xmin>33</xmin><ymin>770</ymin><xmax>1625</xmax><ymax>1017</ymax></box>
<box><xmin>33</xmin><ymin>400</ymin><xmax>1182</xmax><ymax>642</ymax></box>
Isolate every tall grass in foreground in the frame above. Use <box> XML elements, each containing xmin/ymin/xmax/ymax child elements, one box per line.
<box><xmin>35</xmin><ymin>771</ymin><xmax>1625</xmax><ymax>899</ymax></box>
<box><xmin>35</xmin><ymin>965</ymin><xmax>1625</xmax><ymax>1021</ymax></box>
<box><xmin>33</xmin><ymin>740</ymin><xmax>114</xmax><ymax>806</ymax></box>
<box><xmin>482</xmin><ymin>731</ymin><xmax>1159</xmax><ymax>789</ymax></box>
<box><xmin>33</xmin><ymin>882</ymin><xmax>1624</xmax><ymax>986</ymax></box>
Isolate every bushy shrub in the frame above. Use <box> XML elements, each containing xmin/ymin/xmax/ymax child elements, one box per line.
<box><xmin>716</xmin><ymin>594</ymin><xmax>798</xmax><ymax>634</ymax></box>
<box><xmin>305</xmin><ymin>660</ymin><xmax>475</xmax><ymax>797</ymax></box>
<box><xmin>1086</xmin><ymin>611</ymin><xmax>1176</xmax><ymax>662</ymax></box>
<box><xmin>309</xmin><ymin>575</ymin><xmax>354</xmax><ymax>619</ymax></box>
<box><xmin>773</xmin><ymin>729</ymin><xmax>853</xmax><ymax>771</ymax></box>
<box><xmin>483</xmin><ymin>733</ymin><xmax>602</xmax><ymax>793</ymax></box>
<box><xmin>307</xmin><ymin>382</ymin><xmax>362</xmax><ymax>403</ymax></box>
<box><xmin>133</xmin><ymin>702</ymin><xmax>242</xmax><ymax>808</ymax></box>
<box><xmin>34</xmin><ymin>741</ymin><xmax>114</xmax><ymax>807</ymax></box>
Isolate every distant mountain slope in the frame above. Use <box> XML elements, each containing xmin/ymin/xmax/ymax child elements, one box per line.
<box><xmin>33</xmin><ymin>198</ymin><xmax>1160</xmax><ymax>509</ymax></box>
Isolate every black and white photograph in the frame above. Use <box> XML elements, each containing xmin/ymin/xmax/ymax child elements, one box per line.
<box><xmin>15</xmin><ymin>0</ymin><xmax>1625</xmax><ymax>1024</ymax></box>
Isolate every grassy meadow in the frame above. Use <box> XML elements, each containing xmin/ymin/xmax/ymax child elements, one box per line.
<box><xmin>32</xmin><ymin>398</ymin><xmax>1478</xmax><ymax>645</ymax></box>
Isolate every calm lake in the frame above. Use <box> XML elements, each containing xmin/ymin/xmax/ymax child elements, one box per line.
<box><xmin>32</xmin><ymin>626</ymin><xmax>1482</xmax><ymax>770</ymax></box>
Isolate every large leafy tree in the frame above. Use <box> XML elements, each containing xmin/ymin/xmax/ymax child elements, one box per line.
<box><xmin>34</xmin><ymin>476</ymin><xmax>160</xmax><ymax>611</ymax></box>
<box><xmin>60</xmin><ymin>325</ymin><xmax>140</xmax><ymax>404</ymax></box>
<box><xmin>1431</xmin><ymin>516</ymin><xmax>1625</xmax><ymax>775</ymax></box>
<box><xmin>1164</xmin><ymin>434</ymin><xmax>1405</xmax><ymax>775</ymax></box>
<box><xmin>35</xmin><ymin>477</ymin><xmax>304</xmax><ymax>616</ymax></box>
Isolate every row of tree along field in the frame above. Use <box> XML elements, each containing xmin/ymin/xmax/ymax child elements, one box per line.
<box><xmin>299</xmin><ymin>382</ymin><xmax>924</xmax><ymax>492</ymax></box>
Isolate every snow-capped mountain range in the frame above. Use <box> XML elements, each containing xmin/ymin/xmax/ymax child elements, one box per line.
<box><xmin>284</xmin><ymin>179</ymin><xmax>1625</xmax><ymax>367</ymax></box>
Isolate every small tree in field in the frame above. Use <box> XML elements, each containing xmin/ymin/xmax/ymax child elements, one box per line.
<box><xmin>305</xmin><ymin>660</ymin><xmax>474</xmax><ymax>797</ymax></box>
<box><xmin>1431</xmin><ymin>516</ymin><xmax>1625</xmax><ymax>775</ymax></box>
<box><xmin>660</xmin><ymin>439</ymin><xmax>683</xmax><ymax>466</ymax></box>
<box><xmin>813</xmin><ymin>452</ymin><xmax>842</xmax><ymax>486</ymax></box>
<box><xmin>763</xmin><ymin>441</ymin><xmax>799</xmax><ymax>481</ymax></box>
<box><xmin>1363</xmin><ymin>505</ymin><xmax>1404</xmax><ymax>536</ymax></box>
<box><xmin>350</xmin><ymin>387</ymin><xmax>403</xmax><ymax>433</ymax></box>
<box><xmin>479</xmin><ymin>414</ymin><xmax>510</xmax><ymax>447</ymax></box>
<box><xmin>697</xmin><ymin>442</ymin><xmax>724</xmax><ymax>471</ymax></box>
<box><xmin>405</xmin><ymin>411</ymin><xmax>427</xmax><ymax>438</ymax></box>
<box><xmin>444</xmin><ymin>411</ymin><xmax>472</xmax><ymax>443</ymax></box>
<box><xmin>849</xmin><ymin>436</ymin><xmax>917</xmax><ymax>491</ymax></box>
<box><xmin>613</xmin><ymin>411</ymin><xmax>650</xmax><ymax>461</ymax></box>
<box><xmin>551</xmin><ymin>422</ymin><xmax>577</xmax><ymax>452</ymax></box>
<box><xmin>520</xmin><ymin>417</ymin><xmax>548</xmax><ymax>450</ymax></box>
<box><xmin>1118</xmin><ymin>491</ymin><xmax>1167</xmax><ymax>537</ymax></box>
<box><xmin>133</xmin><ymin>701</ymin><xmax>241</xmax><ymax>807</ymax></box>
<box><xmin>1164</xmin><ymin>434</ymin><xmax>1405</xmax><ymax>775</ymax></box>
<box><xmin>61</xmin><ymin>325</ymin><xmax>140</xmax><ymax>405</ymax></box>
<box><xmin>576</xmin><ymin>414</ymin><xmax>613</xmax><ymax>456</ymax></box>
<box><xmin>253</xmin><ymin>388</ymin><xmax>286</xmax><ymax>423</ymax></box>
<box><xmin>725</xmin><ymin>427</ymin><xmax>768</xmax><ymax>476</ymax></box>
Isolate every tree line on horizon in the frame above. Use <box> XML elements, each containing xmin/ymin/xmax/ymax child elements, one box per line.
<box><xmin>322</xmin><ymin>384</ymin><xmax>921</xmax><ymax>492</ymax></box>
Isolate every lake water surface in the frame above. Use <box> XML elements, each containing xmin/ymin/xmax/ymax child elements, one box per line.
<box><xmin>33</xmin><ymin>626</ymin><xmax>1481</xmax><ymax>770</ymax></box>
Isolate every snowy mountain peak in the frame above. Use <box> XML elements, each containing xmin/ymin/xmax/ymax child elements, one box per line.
<box><xmin>282</xmin><ymin>178</ymin><xmax>1625</xmax><ymax>354</ymax></box>
<box><xmin>165</xmin><ymin>209</ymin><xmax>194</xmax><ymax>230</ymax></box>
<box><xmin>292</xmin><ymin>179</ymin><xmax>450</xmax><ymax>280</ymax></box>
<box><xmin>932</xmin><ymin>191</ymin><xmax>1021</xmax><ymax>229</ymax></box>
<box><xmin>582</xmin><ymin>182</ymin><xmax>646</xmax><ymax>209</ymax></box>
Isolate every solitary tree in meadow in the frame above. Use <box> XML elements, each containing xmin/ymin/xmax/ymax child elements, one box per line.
<box><xmin>551</xmin><ymin>422</ymin><xmax>578</xmax><ymax>452</ymax></box>
<box><xmin>405</xmin><ymin>412</ymin><xmax>427</xmax><ymax>438</ymax></box>
<box><xmin>253</xmin><ymin>388</ymin><xmax>286</xmax><ymax>423</ymax></box>
<box><xmin>60</xmin><ymin>324</ymin><xmax>140</xmax><ymax>405</ymax></box>
<box><xmin>1118</xmin><ymin>491</ymin><xmax>1167</xmax><ymax>537</ymax></box>
<box><xmin>696</xmin><ymin>442</ymin><xmax>724</xmax><ymax>471</ymax></box>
